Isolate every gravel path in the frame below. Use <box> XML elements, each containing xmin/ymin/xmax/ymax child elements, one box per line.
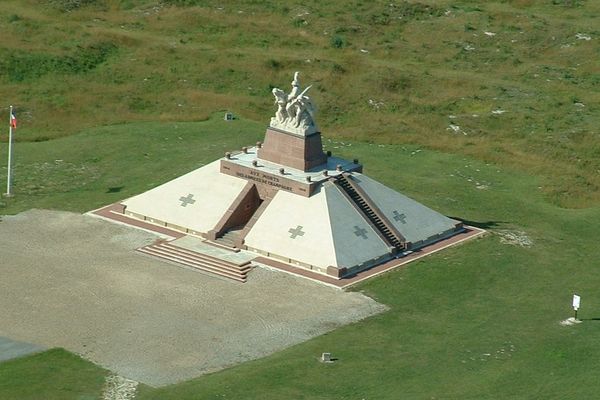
<box><xmin>0</xmin><ymin>336</ymin><xmax>45</xmax><ymax>362</ymax></box>
<box><xmin>0</xmin><ymin>210</ymin><xmax>386</xmax><ymax>386</ymax></box>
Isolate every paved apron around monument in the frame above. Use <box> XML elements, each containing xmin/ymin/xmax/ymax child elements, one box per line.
<box><xmin>0</xmin><ymin>210</ymin><xmax>387</xmax><ymax>386</ymax></box>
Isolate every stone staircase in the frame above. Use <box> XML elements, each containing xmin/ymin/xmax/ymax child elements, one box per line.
<box><xmin>137</xmin><ymin>241</ymin><xmax>252</xmax><ymax>283</ymax></box>
<box><xmin>220</xmin><ymin>197</ymin><xmax>273</xmax><ymax>250</ymax></box>
<box><xmin>215</xmin><ymin>228</ymin><xmax>243</xmax><ymax>248</ymax></box>
<box><xmin>335</xmin><ymin>174</ymin><xmax>405</xmax><ymax>250</ymax></box>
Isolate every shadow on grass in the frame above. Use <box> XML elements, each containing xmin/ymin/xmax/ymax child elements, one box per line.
<box><xmin>448</xmin><ymin>217</ymin><xmax>504</xmax><ymax>230</ymax></box>
<box><xmin>106</xmin><ymin>186</ymin><xmax>124</xmax><ymax>193</ymax></box>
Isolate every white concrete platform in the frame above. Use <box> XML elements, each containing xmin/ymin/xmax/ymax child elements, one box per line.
<box><xmin>228</xmin><ymin>146</ymin><xmax>359</xmax><ymax>184</ymax></box>
<box><xmin>171</xmin><ymin>236</ymin><xmax>256</xmax><ymax>265</ymax></box>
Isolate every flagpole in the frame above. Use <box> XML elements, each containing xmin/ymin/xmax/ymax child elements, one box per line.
<box><xmin>6</xmin><ymin>105</ymin><xmax>14</xmax><ymax>197</ymax></box>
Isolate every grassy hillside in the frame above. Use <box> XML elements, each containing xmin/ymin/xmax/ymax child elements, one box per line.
<box><xmin>0</xmin><ymin>0</ymin><xmax>598</xmax><ymax>207</ymax></box>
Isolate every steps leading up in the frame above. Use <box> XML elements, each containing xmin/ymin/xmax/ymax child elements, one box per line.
<box><xmin>335</xmin><ymin>174</ymin><xmax>406</xmax><ymax>250</ymax></box>
<box><xmin>226</xmin><ymin>197</ymin><xmax>273</xmax><ymax>249</ymax></box>
<box><xmin>215</xmin><ymin>228</ymin><xmax>243</xmax><ymax>248</ymax></box>
<box><xmin>137</xmin><ymin>241</ymin><xmax>252</xmax><ymax>283</ymax></box>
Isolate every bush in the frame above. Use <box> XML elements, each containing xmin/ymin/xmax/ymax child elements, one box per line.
<box><xmin>266</xmin><ymin>59</ymin><xmax>283</xmax><ymax>70</ymax></box>
<box><xmin>331</xmin><ymin>35</ymin><xmax>346</xmax><ymax>49</ymax></box>
<box><xmin>378</xmin><ymin>75</ymin><xmax>411</xmax><ymax>93</ymax></box>
<box><xmin>395</xmin><ymin>2</ymin><xmax>444</xmax><ymax>19</ymax></box>
<box><xmin>332</xmin><ymin>63</ymin><xmax>346</xmax><ymax>74</ymax></box>
<box><xmin>161</xmin><ymin>0</ymin><xmax>205</xmax><ymax>6</ymax></box>
<box><xmin>48</xmin><ymin>0</ymin><xmax>106</xmax><ymax>12</ymax></box>
<box><xmin>292</xmin><ymin>18</ymin><xmax>307</xmax><ymax>27</ymax></box>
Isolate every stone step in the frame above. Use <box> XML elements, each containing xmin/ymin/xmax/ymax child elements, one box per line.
<box><xmin>223</xmin><ymin>229</ymin><xmax>242</xmax><ymax>238</ymax></box>
<box><xmin>215</xmin><ymin>237</ymin><xmax>236</xmax><ymax>247</ymax></box>
<box><xmin>206</xmin><ymin>239</ymin><xmax>239</xmax><ymax>252</ymax></box>
<box><xmin>219</xmin><ymin>236</ymin><xmax>237</xmax><ymax>245</ymax></box>
<box><xmin>137</xmin><ymin>242</ymin><xmax>251</xmax><ymax>283</ymax></box>
<box><xmin>232</xmin><ymin>197</ymin><xmax>273</xmax><ymax>249</ymax></box>
<box><xmin>214</xmin><ymin>229</ymin><xmax>243</xmax><ymax>249</ymax></box>
<box><xmin>220</xmin><ymin>230</ymin><xmax>242</xmax><ymax>243</ymax></box>
<box><xmin>157</xmin><ymin>243</ymin><xmax>251</xmax><ymax>271</ymax></box>
<box><xmin>138</xmin><ymin>247</ymin><xmax>247</xmax><ymax>283</ymax></box>
<box><xmin>143</xmin><ymin>245</ymin><xmax>249</xmax><ymax>276</ymax></box>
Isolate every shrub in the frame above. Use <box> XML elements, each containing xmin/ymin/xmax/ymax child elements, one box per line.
<box><xmin>161</xmin><ymin>0</ymin><xmax>205</xmax><ymax>6</ymax></box>
<box><xmin>332</xmin><ymin>63</ymin><xmax>346</xmax><ymax>74</ymax></box>
<box><xmin>331</xmin><ymin>35</ymin><xmax>346</xmax><ymax>49</ymax></box>
<box><xmin>48</xmin><ymin>0</ymin><xmax>107</xmax><ymax>12</ymax></box>
<box><xmin>292</xmin><ymin>18</ymin><xmax>307</xmax><ymax>27</ymax></box>
<box><xmin>267</xmin><ymin>59</ymin><xmax>283</xmax><ymax>70</ymax></box>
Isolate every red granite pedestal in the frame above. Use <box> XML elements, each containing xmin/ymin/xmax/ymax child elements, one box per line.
<box><xmin>257</xmin><ymin>127</ymin><xmax>327</xmax><ymax>171</ymax></box>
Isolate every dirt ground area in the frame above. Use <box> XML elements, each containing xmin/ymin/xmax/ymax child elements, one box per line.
<box><xmin>0</xmin><ymin>210</ymin><xmax>386</xmax><ymax>386</ymax></box>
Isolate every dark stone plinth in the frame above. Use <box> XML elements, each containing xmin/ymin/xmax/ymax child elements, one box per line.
<box><xmin>257</xmin><ymin>127</ymin><xmax>327</xmax><ymax>172</ymax></box>
<box><xmin>326</xmin><ymin>265</ymin><xmax>347</xmax><ymax>279</ymax></box>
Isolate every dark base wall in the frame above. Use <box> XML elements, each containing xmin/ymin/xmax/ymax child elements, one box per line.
<box><xmin>257</xmin><ymin>127</ymin><xmax>327</xmax><ymax>171</ymax></box>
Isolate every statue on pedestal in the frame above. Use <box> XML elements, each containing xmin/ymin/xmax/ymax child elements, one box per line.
<box><xmin>270</xmin><ymin>72</ymin><xmax>318</xmax><ymax>136</ymax></box>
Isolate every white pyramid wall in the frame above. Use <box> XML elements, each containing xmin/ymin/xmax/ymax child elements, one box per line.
<box><xmin>243</xmin><ymin>188</ymin><xmax>337</xmax><ymax>269</ymax></box>
<box><xmin>243</xmin><ymin>182</ymin><xmax>391</xmax><ymax>272</ymax></box>
<box><xmin>122</xmin><ymin>160</ymin><xmax>247</xmax><ymax>234</ymax></box>
<box><xmin>120</xmin><ymin>158</ymin><xmax>460</xmax><ymax>276</ymax></box>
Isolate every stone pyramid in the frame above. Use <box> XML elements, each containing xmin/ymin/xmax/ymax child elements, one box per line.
<box><xmin>122</xmin><ymin>72</ymin><xmax>463</xmax><ymax>278</ymax></box>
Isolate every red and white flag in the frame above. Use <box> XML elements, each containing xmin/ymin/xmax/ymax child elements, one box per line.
<box><xmin>10</xmin><ymin>110</ymin><xmax>17</xmax><ymax>129</ymax></box>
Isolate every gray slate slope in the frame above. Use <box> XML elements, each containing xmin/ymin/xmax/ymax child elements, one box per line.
<box><xmin>350</xmin><ymin>173</ymin><xmax>459</xmax><ymax>246</ymax></box>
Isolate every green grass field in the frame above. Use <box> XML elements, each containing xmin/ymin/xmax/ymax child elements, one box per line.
<box><xmin>0</xmin><ymin>0</ymin><xmax>599</xmax><ymax>399</ymax></box>
<box><xmin>0</xmin><ymin>115</ymin><xmax>263</xmax><ymax>213</ymax></box>
<box><xmin>0</xmin><ymin>349</ymin><xmax>107</xmax><ymax>400</ymax></box>
<box><xmin>1</xmin><ymin>117</ymin><xmax>599</xmax><ymax>399</ymax></box>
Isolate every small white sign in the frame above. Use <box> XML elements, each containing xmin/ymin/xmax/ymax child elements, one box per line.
<box><xmin>573</xmin><ymin>294</ymin><xmax>581</xmax><ymax>310</ymax></box>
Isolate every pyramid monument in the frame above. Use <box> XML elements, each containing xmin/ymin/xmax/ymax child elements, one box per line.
<box><xmin>121</xmin><ymin>72</ymin><xmax>464</xmax><ymax>279</ymax></box>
